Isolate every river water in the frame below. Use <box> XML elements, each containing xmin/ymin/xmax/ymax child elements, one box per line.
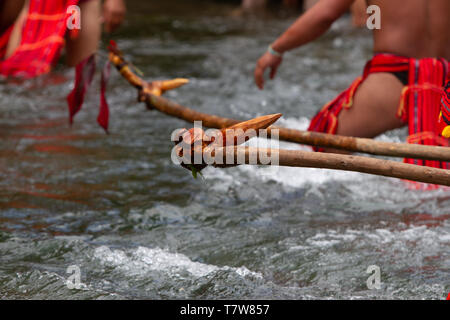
<box><xmin>0</xmin><ymin>0</ymin><xmax>449</xmax><ymax>299</ymax></box>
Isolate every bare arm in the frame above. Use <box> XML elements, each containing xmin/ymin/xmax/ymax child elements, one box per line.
<box><xmin>272</xmin><ymin>0</ymin><xmax>354</xmax><ymax>52</ymax></box>
<box><xmin>254</xmin><ymin>0</ymin><xmax>355</xmax><ymax>89</ymax></box>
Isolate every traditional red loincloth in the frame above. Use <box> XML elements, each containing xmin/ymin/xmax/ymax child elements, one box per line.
<box><xmin>439</xmin><ymin>81</ymin><xmax>450</xmax><ymax>138</ymax></box>
<box><xmin>0</xmin><ymin>0</ymin><xmax>79</xmax><ymax>78</ymax></box>
<box><xmin>308</xmin><ymin>53</ymin><xmax>449</xmax><ymax>170</ymax></box>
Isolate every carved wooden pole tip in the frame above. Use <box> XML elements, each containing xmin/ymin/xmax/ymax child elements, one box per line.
<box><xmin>160</xmin><ymin>78</ymin><xmax>189</xmax><ymax>91</ymax></box>
<box><xmin>142</xmin><ymin>78</ymin><xmax>190</xmax><ymax>97</ymax></box>
<box><xmin>227</xmin><ymin>113</ymin><xmax>282</xmax><ymax>132</ymax></box>
<box><xmin>174</xmin><ymin>114</ymin><xmax>283</xmax><ymax>175</ymax></box>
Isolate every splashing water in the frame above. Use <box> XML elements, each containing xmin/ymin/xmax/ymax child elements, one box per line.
<box><xmin>0</xmin><ymin>0</ymin><xmax>449</xmax><ymax>300</ymax></box>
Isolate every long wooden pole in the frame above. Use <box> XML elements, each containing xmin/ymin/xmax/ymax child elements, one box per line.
<box><xmin>108</xmin><ymin>48</ymin><xmax>450</xmax><ymax>162</ymax></box>
<box><xmin>206</xmin><ymin>146</ymin><xmax>450</xmax><ymax>186</ymax></box>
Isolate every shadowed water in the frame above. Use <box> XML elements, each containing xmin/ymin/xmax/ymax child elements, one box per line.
<box><xmin>0</xmin><ymin>0</ymin><xmax>449</xmax><ymax>299</ymax></box>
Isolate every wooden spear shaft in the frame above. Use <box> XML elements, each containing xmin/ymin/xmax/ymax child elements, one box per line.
<box><xmin>146</xmin><ymin>93</ymin><xmax>450</xmax><ymax>162</ymax></box>
<box><xmin>109</xmin><ymin>51</ymin><xmax>450</xmax><ymax>162</ymax></box>
<box><xmin>207</xmin><ymin>146</ymin><xmax>450</xmax><ymax>186</ymax></box>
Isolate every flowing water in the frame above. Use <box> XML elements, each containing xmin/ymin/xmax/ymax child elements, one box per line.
<box><xmin>0</xmin><ymin>0</ymin><xmax>449</xmax><ymax>299</ymax></box>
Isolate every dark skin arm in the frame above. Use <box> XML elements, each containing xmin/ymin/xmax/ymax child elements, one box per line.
<box><xmin>254</xmin><ymin>0</ymin><xmax>355</xmax><ymax>89</ymax></box>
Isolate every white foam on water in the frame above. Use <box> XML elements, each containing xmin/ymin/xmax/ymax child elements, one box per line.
<box><xmin>241</xmin><ymin>163</ymin><xmax>366</xmax><ymax>187</ymax></box>
<box><xmin>203</xmin><ymin>116</ymin><xmax>371</xmax><ymax>188</ymax></box>
<box><xmin>300</xmin><ymin>225</ymin><xmax>450</xmax><ymax>253</ymax></box>
<box><xmin>203</xmin><ymin>159</ymin><xmax>366</xmax><ymax>190</ymax></box>
<box><xmin>93</xmin><ymin>246</ymin><xmax>262</xmax><ymax>279</ymax></box>
<box><xmin>202</xmin><ymin>165</ymin><xmax>242</xmax><ymax>193</ymax></box>
<box><xmin>276</xmin><ymin>116</ymin><xmax>311</xmax><ymax>132</ymax></box>
<box><xmin>373</xmin><ymin>133</ymin><xmax>405</xmax><ymax>144</ymax></box>
<box><xmin>201</xmin><ymin>116</ymin><xmax>450</xmax><ymax>197</ymax></box>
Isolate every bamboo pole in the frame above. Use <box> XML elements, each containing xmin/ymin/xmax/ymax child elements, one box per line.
<box><xmin>108</xmin><ymin>46</ymin><xmax>450</xmax><ymax>162</ymax></box>
<box><xmin>204</xmin><ymin>146</ymin><xmax>450</xmax><ymax>186</ymax></box>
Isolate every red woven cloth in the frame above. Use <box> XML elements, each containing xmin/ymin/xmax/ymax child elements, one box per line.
<box><xmin>308</xmin><ymin>53</ymin><xmax>449</xmax><ymax>170</ymax></box>
<box><xmin>439</xmin><ymin>81</ymin><xmax>450</xmax><ymax>138</ymax></box>
<box><xmin>441</xmin><ymin>81</ymin><xmax>450</xmax><ymax>125</ymax></box>
<box><xmin>0</xmin><ymin>0</ymin><xmax>79</xmax><ymax>78</ymax></box>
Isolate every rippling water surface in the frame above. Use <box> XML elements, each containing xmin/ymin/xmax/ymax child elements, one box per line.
<box><xmin>0</xmin><ymin>0</ymin><xmax>449</xmax><ymax>299</ymax></box>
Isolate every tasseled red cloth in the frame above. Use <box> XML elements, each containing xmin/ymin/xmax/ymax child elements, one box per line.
<box><xmin>67</xmin><ymin>54</ymin><xmax>96</xmax><ymax>125</ymax></box>
<box><xmin>67</xmin><ymin>54</ymin><xmax>111</xmax><ymax>133</ymax></box>
<box><xmin>98</xmin><ymin>60</ymin><xmax>111</xmax><ymax>132</ymax></box>
<box><xmin>438</xmin><ymin>81</ymin><xmax>450</xmax><ymax>137</ymax></box>
<box><xmin>308</xmin><ymin>53</ymin><xmax>449</xmax><ymax>170</ymax></box>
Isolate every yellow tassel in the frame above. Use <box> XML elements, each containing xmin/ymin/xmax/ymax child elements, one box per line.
<box><xmin>442</xmin><ymin>126</ymin><xmax>450</xmax><ymax>138</ymax></box>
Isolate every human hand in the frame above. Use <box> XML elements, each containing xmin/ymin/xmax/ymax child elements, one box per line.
<box><xmin>103</xmin><ymin>0</ymin><xmax>126</xmax><ymax>33</ymax></box>
<box><xmin>254</xmin><ymin>51</ymin><xmax>283</xmax><ymax>90</ymax></box>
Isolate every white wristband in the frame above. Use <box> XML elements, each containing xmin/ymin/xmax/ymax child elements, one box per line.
<box><xmin>268</xmin><ymin>45</ymin><xmax>283</xmax><ymax>57</ymax></box>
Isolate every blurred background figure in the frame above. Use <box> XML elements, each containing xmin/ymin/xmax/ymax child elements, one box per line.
<box><xmin>282</xmin><ymin>0</ymin><xmax>301</xmax><ymax>9</ymax></box>
<box><xmin>0</xmin><ymin>0</ymin><xmax>126</xmax><ymax>78</ymax></box>
<box><xmin>102</xmin><ymin>0</ymin><xmax>126</xmax><ymax>33</ymax></box>
<box><xmin>239</xmin><ymin>0</ymin><xmax>300</xmax><ymax>15</ymax></box>
<box><xmin>241</xmin><ymin>0</ymin><xmax>267</xmax><ymax>13</ymax></box>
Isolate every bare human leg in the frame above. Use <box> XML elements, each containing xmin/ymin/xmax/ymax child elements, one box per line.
<box><xmin>4</xmin><ymin>0</ymin><xmax>28</xmax><ymax>59</ymax></box>
<box><xmin>65</xmin><ymin>0</ymin><xmax>101</xmax><ymax>67</ymax></box>
<box><xmin>323</xmin><ymin>73</ymin><xmax>406</xmax><ymax>153</ymax></box>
